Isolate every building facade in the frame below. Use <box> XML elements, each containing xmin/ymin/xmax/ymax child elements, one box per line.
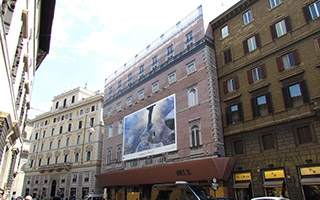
<box><xmin>97</xmin><ymin>6</ymin><xmax>235</xmax><ymax>200</ymax></box>
<box><xmin>23</xmin><ymin>88</ymin><xmax>104</xmax><ymax>200</ymax></box>
<box><xmin>210</xmin><ymin>0</ymin><xmax>320</xmax><ymax>199</ymax></box>
<box><xmin>0</xmin><ymin>0</ymin><xmax>55</xmax><ymax>199</ymax></box>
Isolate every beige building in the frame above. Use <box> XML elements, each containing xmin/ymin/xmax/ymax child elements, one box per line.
<box><xmin>0</xmin><ymin>0</ymin><xmax>55</xmax><ymax>199</ymax></box>
<box><xmin>23</xmin><ymin>88</ymin><xmax>104</xmax><ymax>200</ymax></box>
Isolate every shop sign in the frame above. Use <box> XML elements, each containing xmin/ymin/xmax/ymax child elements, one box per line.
<box><xmin>264</xmin><ymin>169</ymin><xmax>285</xmax><ymax>179</ymax></box>
<box><xmin>300</xmin><ymin>166</ymin><xmax>320</xmax><ymax>176</ymax></box>
<box><xmin>235</xmin><ymin>172</ymin><xmax>251</xmax><ymax>181</ymax></box>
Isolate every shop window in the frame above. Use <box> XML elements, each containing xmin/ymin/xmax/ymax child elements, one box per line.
<box><xmin>282</xmin><ymin>81</ymin><xmax>309</xmax><ymax>108</ymax></box>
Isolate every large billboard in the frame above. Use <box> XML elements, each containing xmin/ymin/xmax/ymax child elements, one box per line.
<box><xmin>123</xmin><ymin>94</ymin><xmax>177</xmax><ymax>161</ymax></box>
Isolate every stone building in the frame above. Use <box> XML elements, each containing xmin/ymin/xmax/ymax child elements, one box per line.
<box><xmin>97</xmin><ymin>6</ymin><xmax>235</xmax><ymax>199</ymax></box>
<box><xmin>0</xmin><ymin>0</ymin><xmax>55</xmax><ymax>199</ymax></box>
<box><xmin>23</xmin><ymin>88</ymin><xmax>104</xmax><ymax>200</ymax></box>
<box><xmin>210</xmin><ymin>0</ymin><xmax>320</xmax><ymax>199</ymax></box>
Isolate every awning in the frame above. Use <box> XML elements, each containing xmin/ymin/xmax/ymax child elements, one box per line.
<box><xmin>301</xmin><ymin>177</ymin><xmax>320</xmax><ymax>185</ymax></box>
<box><xmin>233</xmin><ymin>182</ymin><xmax>250</xmax><ymax>189</ymax></box>
<box><xmin>263</xmin><ymin>180</ymin><xmax>284</xmax><ymax>188</ymax></box>
<box><xmin>96</xmin><ymin>157</ymin><xmax>235</xmax><ymax>187</ymax></box>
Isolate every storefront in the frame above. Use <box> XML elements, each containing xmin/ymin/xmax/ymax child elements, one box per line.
<box><xmin>96</xmin><ymin>157</ymin><xmax>235</xmax><ymax>200</ymax></box>
<box><xmin>262</xmin><ymin>169</ymin><xmax>288</xmax><ymax>198</ymax></box>
<box><xmin>299</xmin><ymin>166</ymin><xmax>320</xmax><ymax>200</ymax></box>
<box><xmin>233</xmin><ymin>172</ymin><xmax>252</xmax><ymax>200</ymax></box>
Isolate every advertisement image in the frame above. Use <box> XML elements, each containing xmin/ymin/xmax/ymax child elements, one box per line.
<box><xmin>123</xmin><ymin>94</ymin><xmax>177</xmax><ymax>161</ymax></box>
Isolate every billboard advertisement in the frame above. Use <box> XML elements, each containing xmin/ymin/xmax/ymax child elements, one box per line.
<box><xmin>123</xmin><ymin>94</ymin><xmax>177</xmax><ymax>161</ymax></box>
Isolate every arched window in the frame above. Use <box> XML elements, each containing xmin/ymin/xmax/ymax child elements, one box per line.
<box><xmin>88</xmin><ymin>133</ymin><xmax>92</xmax><ymax>142</ymax></box>
<box><xmin>66</xmin><ymin>138</ymin><xmax>70</xmax><ymax>146</ymax></box>
<box><xmin>55</xmin><ymin>101</ymin><xmax>59</xmax><ymax>109</ymax></box>
<box><xmin>107</xmin><ymin>150</ymin><xmax>111</xmax><ymax>165</ymax></box>
<box><xmin>64</xmin><ymin>155</ymin><xmax>68</xmax><ymax>162</ymax></box>
<box><xmin>191</xmin><ymin>125</ymin><xmax>200</xmax><ymax>147</ymax></box>
<box><xmin>188</xmin><ymin>87</ymin><xmax>198</xmax><ymax>107</ymax></box>
<box><xmin>49</xmin><ymin>141</ymin><xmax>52</xmax><ymax>150</ymax></box>
<box><xmin>116</xmin><ymin>147</ymin><xmax>122</xmax><ymax>162</ymax></box>
<box><xmin>77</xmin><ymin>135</ymin><xmax>81</xmax><ymax>144</ymax></box>
<box><xmin>86</xmin><ymin>151</ymin><xmax>91</xmax><ymax>161</ymax></box>
<box><xmin>63</xmin><ymin>98</ymin><xmax>67</xmax><ymax>108</ymax></box>
<box><xmin>71</xmin><ymin>95</ymin><xmax>75</xmax><ymax>104</ymax></box>
<box><xmin>118</xmin><ymin>120</ymin><xmax>123</xmax><ymax>134</ymax></box>
<box><xmin>75</xmin><ymin>153</ymin><xmax>79</xmax><ymax>162</ymax></box>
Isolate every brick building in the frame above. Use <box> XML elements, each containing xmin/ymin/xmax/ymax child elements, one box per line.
<box><xmin>210</xmin><ymin>0</ymin><xmax>320</xmax><ymax>199</ymax></box>
<box><xmin>97</xmin><ymin>6</ymin><xmax>235</xmax><ymax>199</ymax></box>
<box><xmin>23</xmin><ymin>88</ymin><xmax>104</xmax><ymax>200</ymax></box>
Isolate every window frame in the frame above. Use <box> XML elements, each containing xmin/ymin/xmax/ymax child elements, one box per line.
<box><xmin>152</xmin><ymin>81</ymin><xmax>159</xmax><ymax>93</ymax></box>
<box><xmin>190</xmin><ymin>125</ymin><xmax>201</xmax><ymax>148</ymax></box>
<box><xmin>168</xmin><ymin>71</ymin><xmax>176</xmax><ymax>84</ymax></box>
<box><xmin>221</xmin><ymin>25</ymin><xmax>229</xmax><ymax>39</ymax></box>
<box><xmin>294</xmin><ymin>124</ymin><xmax>315</xmax><ymax>145</ymax></box>
<box><xmin>108</xmin><ymin>125</ymin><xmax>113</xmax><ymax>138</ymax></box>
<box><xmin>188</xmin><ymin>85</ymin><xmax>198</xmax><ymax>107</ymax></box>
<box><xmin>225</xmin><ymin>102</ymin><xmax>244</xmax><ymax>125</ymax></box>
<box><xmin>282</xmin><ymin>80</ymin><xmax>309</xmax><ymax>109</ymax></box>
<box><xmin>138</xmin><ymin>89</ymin><xmax>144</xmax><ymax>100</ymax></box>
<box><xmin>243</xmin><ymin>9</ymin><xmax>253</xmax><ymax>25</ymax></box>
<box><xmin>261</xmin><ymin>133</ymin><xmax>276</xmax><ymax>151</ymax></box>
<box><xmin>186</xmin><ymin>62</ymin><xmax>196</xmax><ymax>74</ymax></box>
<box><xmin>269</xmin><ymin>0</ymin><xmax>281</xmax><ymax>9</ymax></box>
<box><xmin>223</xmin><ymin>48</ymin><xmax>232</xmax><ymax>64</ymax></box>
<box><xmin>243</xmin><ymin>34</ymin><xmax>261</xmax><ymax>54</ymax></box>
<box><xmin>223</xmin><ymin>76</ymin><xmax>239</xmax><ymax>94</ymax></box>
<box><xmin>277</xmin><ymin>49</ymin><xmax>300</xmax><ymax>71</ymax></box>
<box><xmin>233</xmin><ymin>139</ymin><xmax>245</xmax><ymax>155</ymax></box>
<box><xmin>270</xmin><ymin>17</ymin><xmax>291</xmax><ymax>40</ymax></box>
<box><xmin>247</xmin><ymin>64</ymin><xmax>267</xmax><ymax>84</ymax></box>
<box><xmin>251</xmin><ymin>93</ymin><xmax>273</xmax><ymax>117</ymax></box>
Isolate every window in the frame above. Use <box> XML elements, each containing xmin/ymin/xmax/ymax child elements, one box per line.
<box><xmin>53</xmin><ymin>118</ymin><xmax>56</xmax><ymax>123</ymax></box>
<box><xmin>303</xmin><ymin>1</ymin><xmax>320</xmax><ymax>22</ymax></box>
<box><xmin>107</xmin><ymin>150</ymin><xmax>111</xmax><ymax>165</ymax></box>
<box><xmin>35</xmin><ymin>132</ymin><xmax>38</xmax><ymax>140</ymax></box>
<box><xmin>168</xmin><ymin>71</ymin><xmax>176</xmax><ymax>84</ymax></box>
<box><xmin>77</xmin><ymin>135</ymin><xmax>80</xmax><ymax>144</ymax></box>
<box><xmin>55</xmin><ymin>156</ymin><xmax>59</xmax><ymax>164</ymax></box>
<box><xmin>247</xmin><ymin>64</ymin><xmax>267</xmax><ymax>84</ymax></box>
<box><xmin>139</xmin><ymin>65</ymin><xmax>144</xmax><ymax>78</ymax></box>
<box><xmin>188</xmin><ymin>86</ymin><xmax>198</xmax><ymax>107</ymax></box>
<box><xmin>107</xmin><ymin>108</ymin><xmax>112</xmax><ymax>117</ymax></box>
<box><xmin>243</xmin><ymin>34</ymin><xmax>260</xmax><ymax>53</ymax></box>
<box><xmin>186</xmin><ymin>62</ymin><xmax>196</xmax><ymax>74</ymax></box>
<box><xmin>116</xmin><ymin>102</ymin><xmax>121</xmax><ymax>112</ymax></box>
<box><xmin>186</xmin><ymin>31</ymin><xmax>193</xmax><ymax>43</ymax></box>
<box><xmin>90</xmin><ymin>117</ymin><xmax>94</xmax><ymax>127</ymax></box>
<box><xmin>226</xmin><ymin>103</ymin><xmax>243</xmax><ymax>125</ymax></box>
<box><xmin>167</xmin><ymin>45</ymin><xmax>173</xmax><ymax>59</ymax></box>
<box><xmin>269</xmin><ymin>0</ymin><xmax>281</xmax><ymax>8</ymax></box>
<box><xmin>190</xmin><ymin>126</ymin><xmax>200</xmax><ymax>147</ymax></box>
<box><xmin>117</xmin><ymin>80</ymin><xmax>122</xmax><ymax>92</ymax></box>
<box><xmin>30</xmin><ymin>160</ymin><xmax>34</xmax><ymax>167</ymax></box>
<box><xmin>221</xmin><ymin>25</ymin><xmax>229</xmax><ymax>39</ymax></box>
<box><xmin>234</xmin><ymin>140</ymin><xmax>244</xmax><ymax>155</ymax></box>
<box><xmin>108</xmin><ymin>125</ymin><xmax>113</xmax><ymax>138</ymax></box>
<box><xmin>78</xmin><ymin>121</ymin><xmax>82</xmax><ymax>129</ymax></box>
<box><xmin>116</xmin><ymin>147</ymin><xmax>122</xmax><ymax>162</ymax></box>
<box><xmin>84</xmin><ymin>172</ymin><xmax>89</xmax><ymax>182</ymax></box>
<box><xmin>118</xmin><ymin>120</ymin><xmax>123</xmax><ymax>134</ymax></box>
<box><xmin>38</xmin><ymin>159</ymin><xmax>42</xmax><ymax>166</ymax></box>
<box><xmin>127</xmin><ymin>96</ymin><xmax>132</xmax><ymax>106</ymax></box>
<box><xmin>88</xmin><ymin>133</ymin><xmax>92</xmax><ymax>142</ymax></box>
<box><xmin>138</xmin><ymin>89</ymin><xmax>144</xmax><ymax>100</ymax></box>
<box><xmin>33</xmin><ymin>145</ymin><xmax>36</xmax><ymax>153</ymax></box>
<box><xmin>68</xmin><ymin>123</ymin><xmax>72</xmax><ymax>132</ymax></box>
<box><xmin>47</xmin><ymin>157</ymin><xmax>50</xmax><ymax>165</ymax></box>
<box><xmin>251</xmin><ymin>93</ymin><xmax>273</xmax><ymax>117</ymax></box>
<box><xmin>57</xmin><ymin>140</ymin><xmax>61</xmax><ymax>148</ymax></box>
<box><xmin>86</xmin><ymin>151</ymin><xmax>91</xmax><ymax>161</ymax></box>
<box><xmin>40</xmin><ymin>143</ymin><xmax>44</xmax><ymax>152</ymax></box>
<box><xmin>270</xmin><ymin>17</ymin><xmax>291</xmax><ymax>39</ymax></box>
<box><xmin>51</xmin><ymin>128</ymin><xmax>54</xmax><ymax>136</ymax></box>
<box><xmin>72</xmin><ymin>173</ymin><xmax>77</xmax><ymax>182</ymax></box>
<box><xmin>44</xmin><ymin>120</ymin><xmax>48</xmax><ymax>126</ymax></box>
<box><xmin>152</xmin><ymin>81</ymin><xmax>159</xmax><ymax>93</ymax></box>
<box><xmin>64</xmin><ymin>155</ymin><xmax>68</xmax><ymax>162</ymax></box>
<box><xmin>108</xmin><ymin>87</ymin><xmax>113</xmax><ymax>98</ymax></box>
<box><xmin>297</xmin><ymin>126</ymin><xmax>313</xmax><ymax>144</ymax></box>
<box><xmin>223</xmin><ymin>49</ymin><xmax>232</xmax><ymax>64</ymax></box>
<box><xmin>91</xmin><ymin>105</ymin><xmax>95</xmax><ymax>112</ymax></box>
<box><xmin>71</xmin><ymin>95</ymin><xmax>75</xmax><ymax>103</ymax></box>
<box><xmin>277</xmin><ymin>50</ymin><xmax>300</xmax><ymax>71</ymax></box>
<box><xmin>75</xmin><ymin>153</ymin><xmax>79</xmax><ymax>162</ymax></box>
<box><xmin>79</xmin><ymin>109</ymin><xmax>83</xmax><ymax>115</ymax></box>
<box><xmin>223</xmin><ymin>77</ymin><xmax>239</xmax><ymax>93</ymax></box>
<box><xmin>262</xmin><ymin>133</ymin><xmax>275</xmax><ymax>150</ymax></box>
<box><xmin>63</xmin><ymin>99</ymin><xmax>67</xmax><ymax>108</ymax></box>
<box><xmin>152</xmin><ymin>56</ymin><xmax>158</xmax><ymax>68</ymax></box>
<box><xmin>59</xmin><ymin>126</ymin><xmax>63</xmax><ymax>134</ymax></box>
<box><xmin>49</xmin><ymin>141</ymin><xmax>52</xmax><ymax>150</ymax></box>
<box><xmin>282</xmin><ymin>81</ymin><xmax>309</xmax><ymax>108</ymax></box>
<box><xmin>127</xmin><ymin>73</ymin><xmax>132</xmax><ymax>86</ymax></box>
<box><xmin>42</xmin><ymin>131</ymin><xmax>46</xmax><ymax>138</ymax></box>
<box><xmin>55</xmin><ymin>102</ymin><xmax>59</xmax><ymax>109</ymax></box>
<box><xmin>66</xmin><ymin>138</ymin><xmax>69</xmax><ymax>146</ymax></box>
<box><xmin>243</xmin><ymin>10</ymin><xmax>253</xmax><ymax>25</ymax></box>
<box><xmin>61</xmin><ymin>115</ymin><xmax>64</xmax><ymax>121</ymax></box>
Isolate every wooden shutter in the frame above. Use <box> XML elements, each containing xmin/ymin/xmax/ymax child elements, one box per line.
<box><xmin>260</xmin><ymin>64</ymin><xmax>267</xmax><ymax>78</ymax></box>
<box><xmin>234</xmin><ymin>76</ymin><xmax>239</xmax><ymax>90</ymax></box>
<box><xmin>276</xmin><ymin>56</ymin><xmax>284</xmax><ymax>72</ymax></box>
<box><xmin>302</xmin><ymin>5</ymin><xmax>312</xmax><ymax>23</ymax></box>
<box><xmin>251</xmin><ymin>98</ymin><xmax>257</xmax><ymax>118</ymax></box>
<box><xmin>255</xmin><ymin>33</ymin><xmax>261</xmax><ymax>48</ymax></box>
<box><xmin>224</xmin><ymin>49</ymin><xmax>232</xmax><ymax>64</ymax></box>
<box><xmin>243</xmin><ymin>39</ymin><xmax>249</xmax><ymax>54</ymax></box>
<box><xmin>292</xmin><ymin>49</ymin><xmax>301</xmax><ymax>65</ymax></box>
<box><xmin>270</xmin><ymin>24</ymin><xmax>277</xmax><ymax>40</ymax></box>
<box><xmin>238</xmin><ymin>103</ymin><xmax>244</xmax><ymax>121</ymax></box>
<box><xmin>225</xmin><ymin>107</ymin><xmax>231</xmax><ymax>125</ymax></box>
<box><xmin>266</xmin><ymin>93</ymin><xmax>273</xmax><ymax>114</ymax></box>
<box><xmin>247</xmin><ymin>70</ymin><xmax>253</xmax><ymax>84</ymax></box>
<box><xmin>300</xmin><ymin>80</ymin><xmax>309</xmax><ymax>104</ymax></box>
<box><xmin>223</xmin><ymin>80</ymin><xmax>228</xmax><ymax>94</ymax></box>
<box><xmin>282</xmin><ymin>87</ymin><xmax>291</xmax><ymax>109</ymax></box>
<box><xmin>284</xmin><ymin>16</ymin><xmax>292</xmax><ymax>32</ymax></box>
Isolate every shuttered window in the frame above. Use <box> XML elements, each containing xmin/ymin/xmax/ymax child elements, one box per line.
<box><xmin>282</xmin><ymin>81</ymin><xmax>309</xmax><ymax>109</ymax></box>
<box><xmin>276</xmin><ymin>49</ymin><xmax>300</xmax><ymax>72</ymax></box>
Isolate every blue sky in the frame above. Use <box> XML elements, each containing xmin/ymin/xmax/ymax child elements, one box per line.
<box><xmin>28</xmin><ymin>0</ymin><xmax>240</xmax><ymax>119</ymax></box>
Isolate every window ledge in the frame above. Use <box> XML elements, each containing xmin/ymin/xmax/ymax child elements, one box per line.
<box><xmin>248</xmin><ymin>82</ymin><xmax>270</xmax><ymax>93</ymax></box>
<box><xmin>224</xmin><ymin>93</ymin><xmax>242</xmax><ymax>102</ymax></box>
<box><xmin>278</xmin><ymin>68</ymin><xmax>304</xmax><ymax>81</ymax></box>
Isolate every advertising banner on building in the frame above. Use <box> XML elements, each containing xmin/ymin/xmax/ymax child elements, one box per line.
<box><xmin>123</xmin><ymin>94</ymin><xmax>177</xmax><ymax>161</ymax></box>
